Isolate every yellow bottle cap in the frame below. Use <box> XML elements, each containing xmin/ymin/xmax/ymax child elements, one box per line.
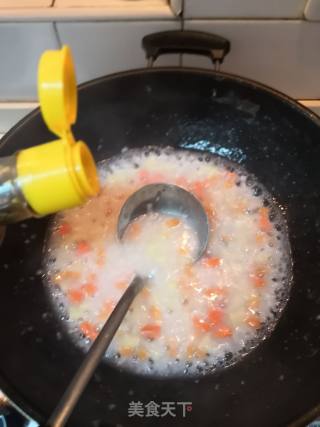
<box><xmin>17</xmin><ymin>45</ymin><xmax>100</xmax><ymax>216</ymax></box>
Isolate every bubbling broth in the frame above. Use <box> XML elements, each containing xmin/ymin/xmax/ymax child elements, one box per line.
<box><xmin>44</xmin><ymin>147</ymin><xmax>292</xmax><ymax>376</ymax></box>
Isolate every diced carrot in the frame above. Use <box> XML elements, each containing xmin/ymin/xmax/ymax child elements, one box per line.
<box><xmin>116</xmin><ymin>280</ymin><xmax>127</xmax><ymax>291</ymax></box>
<box><xmin>207</xmin><ymin>308</ymin><xmax>223</xmax><ymax>326</ymax></box>
<box><xmin>126</xmin><ymin>222</ymin><xmax>142</xmax><ymax>240</ymax></box>
<box><xmin>76</xmin><ymin>240</ymin><xmax>91</xmax><ymax>255</ymax></box>
<box><xmin>248</xmin><ymin>295</ymin><xmax>260</xmax><ymax>310</ymax></box>
<box><xmin>214</xmin><ymin>325</ymin><xmax>233</xmax><ymax>338</ymax></box>
<box><xmin>150</xmin><ymin>305</ymin><xmax>162</xmax><ymax>321</ymax></box>
<box><xmin>175</xmin><ymin>177</ymin><xmax>188</xmax><ymax>187</ymax></box>
<box><xmin>193</xmin><ymin>315</ymin><xmax>211</xmax><ymax>332</ymax></box>
<box><xmin>167</xmin><ymin>338</ymin><xmax>178</xmax><ymax>358</ymax></box>
<box><xmin>138</xmin><ymin>170</ymin><xmax>164</xmax><ymax>184</ymax></box>
<box><xmin>96</xmin><ymin>256</ymin><xmax>106</xmax><ymax>267</ymax></box>
<box><xmin>87</xmin><ymin>273</ymin><xmax>97</xmax><ymax>282</ymax></box>
<box><xmin>54</xmin><ymin>270</ymin><xmax>81</xmax><ymax>283</ymax></box>
<box><xmin>57</xmin><ymin>222</ymin><xmax>72</xmax><ymax>237</ymax></box>
<box><xmin>138</xmin><ymin>170</ymin><xmax>149</xmax><ymax>183</ymax></box>
<box><xmin>152</xmin><ymin>172</ymin><xmax>165</xmax><ymax>182</ymax></box>
<box><xmin>119</xmin><ymin>346</ymin><xmax>134</xmax><ymax>357</ymax></box>
<box><xmin>187</xmin><ymin>344</ymin><xmax>205</xmax><ymax>359</ymax></box>
<box><xmin>179</xmin><ymin>246</ymin><xmax>189</xmax><ymax>256</ymax></box>
<box><xmin>183</xmin><ymin>264</ymin><xmax>194</xmax><ymax>277</ymax></box>
<box><xmin>208</xmin><ymin>175</ymin><xmax>219</xmax><ymax>186</ymax></box>
<box><xmin>257</xmin><ymin>266</ymin><xmax>268</xmax><ymax>276</ymax></box>
<box><xmin>202</xmin><ymin>257</ymin><xmax>221</xmax><ymax>268</ymax></box>
<box><xmin>140</xmin><ymin>287</ymin><xmax>151</xmax><ymax>300</ymax></box>
<box><xmin>203</xmin><ymin>202</ymin><xmax>216</xmax><ymax>220</ymax></box>
<box><xmin>252</xmin><ymin>276</ymin><xmax>265</xmax><ymax>287</ymax></box>
<box><xmin>179</xmin><ymin>265</ymin><xmax>198</xmax><ymax>294</ymax></box>
<box><xmin>80</xmin><ymin>321</ymin><xmax>98</xmax><ymax>340</ymax></box>
<box><xmin>232</xmin><ymin>201</ymin><xmax>247</xmax><ymax>214</ymax></box>
<box><xmin>258</xmin><ymin>207</ymin><xmax>272</xmax><ymax>233</ymax></box>
<box><xmin>186</xmin><ymin>344</ymin><xmax>195</xmax><ymax>359</ymax></box>
<box><xmin>167</xmin><ymin>345</ymin><xmax>178</xmax><ymax>358</ymax></box>
<box><xmin>255</xmin><ymin>232</ymin><xmax>267</xmax><ymax>244</ymax></box>
<box><xmin>136</xmin><ymin>347</ymin><xmax>149</xmax><ymax>360</ymax></box>
<box><xmin>67</xmin><ymin>288</ymin><xmax>85</xmax><ymax>304</ymax></box>
<box><xmin>98</xmin><ymin>299</ymin><xmax>116</xmax><ymax>321</ymax></box>
<box><xmin>245</xmin><ymin>314</ymin><xmax>261</xmax><ymax>329</ymax></box>
<box><xmin>191</xmin><ymin>181</ymin><xmax>207</xmax><ymax>199</ymax></box>
<box><xmin>96</xmin><ymin>248</ymin><xmax>106</xmax><ymax>267</ymax></box>
<box><xmin>224</xmin><ymin>172</ymin><xmax>237</xmax><ymax>188</ymax></box>
<box><xmin>140</xmin><ymin>323</ymin><xmax>161</xmax><ymax>340</ymax></box>
<box><xmin>250</xmin><ymin>266</ymin><xmax>268</xmax><ymax>288</ymax></box>
<box><xmin>81</xmin><ymin>282</ymin><xmax>97</xmax><ymax>297</ymax></box>
<box><xmin>165</xmin><ymin>217</ymin><xmax>181</xmax><ymax>228</ymax></box>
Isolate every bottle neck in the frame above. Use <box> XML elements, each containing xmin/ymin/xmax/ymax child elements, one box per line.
<box><xmin>0</xmin><ymin>155</ymin><xmax>35</xmax><ymax>224</ymax></box>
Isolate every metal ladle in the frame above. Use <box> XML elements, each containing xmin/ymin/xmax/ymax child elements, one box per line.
<box><xmin>118</xmin><ymin>183</ymin><xmax>209</xmax><ymax>261</ymax></box>
<box><xmin>47</xmin><ymin>184</ymin><xmax>209</xmax><ymax>427</ymax></box>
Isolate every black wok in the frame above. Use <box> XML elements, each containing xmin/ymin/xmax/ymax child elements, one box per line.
<box><xmin>0</xmin><ymin>31</ymin><xmax>320</xmax><ymax>427</ymax></box>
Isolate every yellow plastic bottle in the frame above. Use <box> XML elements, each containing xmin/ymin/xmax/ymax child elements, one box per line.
<box><xmin>0</xmin><ymin>45</ymin><xmax>100</xmax><ymax>225</ymax></box>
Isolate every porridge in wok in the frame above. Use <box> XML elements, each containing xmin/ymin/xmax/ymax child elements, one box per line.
<box><xmin>45</xmin><ymin>148</ymin><xmax>291</xmax><ymax>375</ymax></box>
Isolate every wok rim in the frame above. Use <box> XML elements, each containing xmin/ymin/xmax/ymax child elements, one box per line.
<box><xmin>1</xmin><ymin>65</ymin><xmax>320</xmax><ymax>150</ymax></box>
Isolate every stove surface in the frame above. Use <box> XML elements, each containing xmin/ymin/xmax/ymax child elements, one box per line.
<box><xmin>0</xmin><ymin>391</ymin><xmax>38</xmax><ymax>427</ymax></box>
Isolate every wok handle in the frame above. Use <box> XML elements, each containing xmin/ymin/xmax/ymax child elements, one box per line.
<box><xmin>142</xmin><ymin>30</ymin><xmax>230</xmax><ymax>67</ymax></box>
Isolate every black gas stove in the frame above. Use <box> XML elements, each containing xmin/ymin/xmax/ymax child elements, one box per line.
<box><xmin>1</xmin><ymin>388</ymin><xmax>320</xmax><ymax>427</ymax></box>
<box><xmin>0</xmin><ymin>392</ymin><xmax>38</xmax><ymax>427</ymax></box>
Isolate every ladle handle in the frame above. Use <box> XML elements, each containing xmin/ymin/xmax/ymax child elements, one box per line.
<box><xmin>46</xmin><ymin>275</ymin><xmax>144</xmax><ymax>427</ymax></box>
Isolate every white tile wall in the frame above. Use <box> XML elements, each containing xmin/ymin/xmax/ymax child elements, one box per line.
<box><xmin>0</xmin><ymin>102</ymin><xmax>37</xmax><ymax>133</ymax></box>
<box><xmin>304</xmin><ymin>0</ymin><xmax>320</xmax><ymax>20</ymax></box>
<box><xmin>183</xmin><ymin>0</ymin><xmax>306</xmax><ymax>19</ymax></box>
<box><xmin>0</xmin><ymin>2</ymin><xmax>319</xmax><ymax>136</ymax></box>
<box><xmin>0</xmin><ymin>1</ymin><xmax>175</xmax><ymax>21</ymax></box>
<box><xmin>55</xmin><ymin>0</ymin><xmax>168</xmax><ymax>7</ymax></box>
<box><xmin>0</xmin><ymin>23</ymin><xmax>58</xmax><ymax>101</ymax></box>
<box><xmin>300</xmin><ymin>100</ymin><xmax>320</xmax><ymax>115</ymax></box>
<box><xmin>0</xmin><ymin>0</ymin><xmax>51</xmax><ymax>6</ymax></box>
<box><xmin>183</xmin><ymin>20</ymin><xmax>320</xmax><ymax>99</ymax></box>
<box><xmin>56</xmin><ymin>21</ymin><xmax>180</xmax><ymax>84</ymax></box>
